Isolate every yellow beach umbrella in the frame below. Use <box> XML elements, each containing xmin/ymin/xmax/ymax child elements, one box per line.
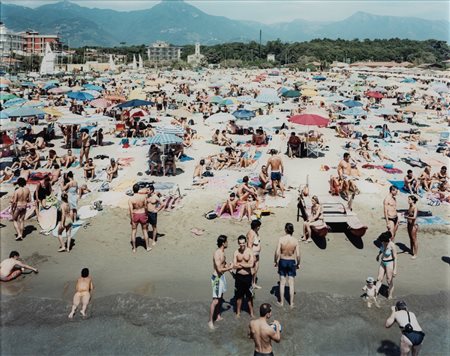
<box><xmin>128</xmin><ymin>89</ymin><xmax>146</xmax><ymax>100</ymax></box>
<box><xmin>43</xmin><ymin>107</ymin><xmax>63</xmax><ymax>116</ymax></box>
<box><xmin>302</xmin><ymin>89</ymin><xmax>318</xmax><ymax>97</ymax></box>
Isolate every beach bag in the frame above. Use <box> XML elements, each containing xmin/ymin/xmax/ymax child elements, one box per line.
<box><xmin>203</xmin><ymin>171</ymin><xmax>214</xmax><ymax>177</ymax></box>
<box><xmin>205</xmin><ymin>210</ymin><xmax>217</xmax><ymax>220</ymax></box>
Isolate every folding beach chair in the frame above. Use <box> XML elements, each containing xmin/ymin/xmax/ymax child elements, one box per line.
<box><xmin>306</xmin><ymin>137</ymin><xmax>321</xmax><ymax>158</ymax></box>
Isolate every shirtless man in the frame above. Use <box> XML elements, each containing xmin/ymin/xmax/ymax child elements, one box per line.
<box><xmin>60</xmin><ymin>149</ymin><xmax>76</xmax><ymax>169</ymax></box>
<box><xmin>404</xmin><ymin>170</ymin><xmax>419</xmax><ymax>194</ymax></box>
<box><xmin>146</xmin><ymin>185</ymin><xmax>163</xmax><ymax>246</ymax></box>
<box><xmin>128</xmin><ymin>184</ymin><xmax>151</xmax><ymax>253</ymax></box>
<box><xmin>432</xmin><ymin>166</ymin><xmax>448</xmax><ymax>190</ymax></box>
<box><xmin>337</xmin><ymin>152</ymin><xmax>358</xmax><ymax>209</ymax></box>
<box><xmin>68</xmin><ymin>268</ymin><xmax>94</xmax><ymax>319</ymax></box>
<box><xmin>83</xmin><ymin>158</ymin><xmax>95</xmax><ymax>181</ymax></box>
<box><xmin>237</xmin><ymin>176</ymin><xmax>258</xmax><ymax>201</ymax></box>
<box><xmin>385</xmin><ymin>300</ymin><xmax>425</xmax><ymax>356</ymax></box>
<box><xmin>249</xmin><ymin>303</ymin><xmax>281</xmax><ymax>356</ymax></box>
<box><xmin>79</xmin><ymin>129</ymin><xmax>91</xmax><ymax>166</ymax></box>
<box><xmin>0</xmin><ymin>251</ymin><xmax>38</xmax><ymax>282</ymax></box>
<box><xmin>20</xmin><ymin>148</ymin><xmax>40</xmax><ymax>170</ymax></box>
<box><xmin>266</xmin><ymin>149</ymin><xmax>285</xmax><ymax>198</ymax></box>
<box><xmin>50</xmin><ymin>164</ymin><xmax>62</xmax><ymax>185</ymax></box>
<box><xmin>274</xmin><ymin>223</ymin><xmax>300</xmax><ymax>308</ymax></box>
<box><xmin>192</xmin><ymin>159</ymin><xmax>208</xmax><ymax>186</ymax></box>
<box><xmin>384</xmin><ymin>186</ymin><xmax>399</xmax><ymax>239</ymax></box>
<box><xmin>11</xmin><ymin>177</ymin><xmax>31</xmax><ymax>241</ymax></box>
<box><xmin>359</xmin><ymin>134</ymin><xmax>372</xmax><ymax>162</ymax></box>
<box><xmin>233</xmin><ymin>235</ymin><xmax>255</xmax><ymax>318</ymax></box>
<box><xmin>209</xmin><ymin>235</ymin><xmax>233</xmax><ymax>330</ymax></box>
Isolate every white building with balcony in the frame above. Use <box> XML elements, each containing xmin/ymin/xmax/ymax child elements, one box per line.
<box><xmin>0</xmin><ymin>23</ymin><xmax>24</xmax><ymax>56</ymax></box>
<box><xmin>147</xmin><ymin>41</ymin><xmax>182</xmax><ymax>62</ymax></box>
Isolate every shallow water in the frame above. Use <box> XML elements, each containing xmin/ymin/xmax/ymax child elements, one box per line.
<box><xmin>1</xmin><ymin>291</ymin><xmax>449</xmax><ymax>355</ymax></box>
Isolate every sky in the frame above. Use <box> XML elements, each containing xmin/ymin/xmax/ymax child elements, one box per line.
<box><xmin>3</xmin><ymin>0</ymin><xmax>449</xmax><ymax>23</ymax></box>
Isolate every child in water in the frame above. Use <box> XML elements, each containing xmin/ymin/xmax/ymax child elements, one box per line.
<box><xmin>362</xmin><ymin>277</ymin><xmax>380</xmax><ymax>308</ymax></box>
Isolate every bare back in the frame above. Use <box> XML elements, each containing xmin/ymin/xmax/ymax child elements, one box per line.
<box><xmin>279</xmin><ymin>235</ymin><xmax>298</xmax><ymax>260</ymax></box>
<box><xmin>267</xmin><ymin>155</ymin><xmax>283</xmax><ymax>172</ymax></box>
<box><xmin>129</xmin><ymin>194</ymin><xmax>147</xmax><ymax>214</ymax></box>
<box><xmin>13</xmin><ymin>187</ymin><xmax>31</xmax><ymax>207</ymax></box>
<box><xmin>249</xmin><ymin>319</ymin><xmax>276</xmax><ymax>354</ymax></box>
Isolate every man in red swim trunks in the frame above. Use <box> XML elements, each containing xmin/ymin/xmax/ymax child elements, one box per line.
<box><xmin>0</xmin><ymin>251</ymin><xmax>38</xmax><ymax>281</ymax></box>
<box><xmin>128</xmin><ymin>184</ymin><xmax>151</xmax><ymax>253</ymax></box>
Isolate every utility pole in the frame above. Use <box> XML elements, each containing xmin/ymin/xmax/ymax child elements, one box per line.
<box><xmin>259</xmin><ymin>29</ymin><xmax>262</xmax><ymax>60</ymax></box>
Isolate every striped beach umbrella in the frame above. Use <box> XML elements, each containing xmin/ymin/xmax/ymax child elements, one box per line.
<box><xmin>90</xmin><ymin>98</ymin><xmax>110</xmax><ymax>108</ymax></box>
<box><xmin>4</xmin><ymin>106</ymin><xmax>45</xmax><ymax>117</ymax></box>
<box><xmin>3</xmin><ymin>97</ymin><xmax>28</xmax><ymax>108</ymax></box>
<box><xmin>147</xmin><ymin>133</ymin><xmax>183</xmax><ymax>145</ymax></box>
<box><xmin>155</xmin><ymin>125</ymin><xmax>185</xmax><ymax>135</ymax></box>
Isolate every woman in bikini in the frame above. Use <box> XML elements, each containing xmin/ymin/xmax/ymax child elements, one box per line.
<box><xmin>302</xmin><ymin>195</ymin><xmax>324</xmax><ymax>243</ymax></box>
<box><xmin>57</xmin><ymin>193</ymin><xmax>73</xmax><ymax>252</ymax></box>
<box><xmin>68</xmin><ymin>268</ymin><xmax>94</xmax><ymax>319</ymax></box>
<box><xmin>376</xmin><ymin>231</ymin><xmax>398</xmax><ymax>299</ymax></box>
<box><xmin>419</xmin><ymin>166</ymin><xmax>431</xmax><ymax>191</ymax></box>
<box><xmin>246</xmin><ymin>220</ymin><xmax>262</xmax><ymax>289</ymax></box>
<box><xmin>406</xmin><ymin>195</ymin><xmax>419</xmax><ymax>259</ymax></box>
<box><xmin>79</xmin><ymin>129</ymin><xmax>91</xmax><ymax>167</ymax></box>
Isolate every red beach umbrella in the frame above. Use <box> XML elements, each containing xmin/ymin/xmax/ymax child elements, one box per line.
<box><xmin>366</xmin><ymin>91</ymin><xmax>384</xmax><ymax>99</ymax></box>
<box><xmin>288</xmin><ymin>114</ymin><xmax>329</xmax><ymax>127</ymax></box>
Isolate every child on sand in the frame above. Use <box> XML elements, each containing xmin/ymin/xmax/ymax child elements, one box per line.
<box><xmin>68</xmin><ymin>268</ymin><xmax>94</xmax><ymax>319</ymax></box>
<box><xmin>362</xmin><ymin>277</ymin><xmax>380</xmax><ymax>308</ymax></box>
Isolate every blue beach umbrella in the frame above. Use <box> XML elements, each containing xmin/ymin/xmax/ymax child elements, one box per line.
<box><xmin>232</xmin><ymin>109</ymin><xmax>256</xmax><ymax>120</ymax></box>
<box><xmin>115</xmin><ymin>99</ymin><xmax>154</xmax><ymax>108</ymax></box>
<box><xmin>312</xmin><ymin>75</ymin><xmax>327</xmax><ymax>81</ymax></box>
<box><xmin>0</xmin><ymin>111</ymin><xmax>9</xmax><ymax>119</ymax></box>
<box><xmin>83</xmin><ymin>84</ymin><xmax>104</xmax><ymax>91</ymax></box>
<box><xmin>209</xmin><ymin>95</ymin><xmax>223</xmax><ymax>104</ymax></box>
<box><xmin>67</xmin><ymin>91</ymin><xmax>95</xmax><ymax>101</ymax></box>
<box><xmin>342</xmin><ymin>100</ymin><xmax>363</xmax><ymax>108</ymax></box>
<box><xmin>281</xmin><ymin>90</ymin><xmax>301</xmax><ymax>98</ymax></box>
<box><xmin>4</xmin><ymin>106</ymin><xmax>45</xmax><ymax>117</ymax></box>
<box><xmin>147</xmin><ymin>133</ymin><xmax>183</xmax><ymax>145</ymax></box>
<box><xmin>340</xmin><ymin>107</ymin><xmax>367</xmax><ymax>116</ymax></box>
<box><xmin>3</xmin><ymin>97</ymin><xmax>28</xmax><ymax>108</ymax></box>
<box><xmin>155</xmin><ymin>125</ymin><xmax>185</xmax><ymax>135</ymax></box>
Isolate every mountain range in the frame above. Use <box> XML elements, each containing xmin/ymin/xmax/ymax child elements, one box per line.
<box><xmin>1</xmin><ymin>0</ymin><xmax>448</xmax><ymax>47</ymax></box>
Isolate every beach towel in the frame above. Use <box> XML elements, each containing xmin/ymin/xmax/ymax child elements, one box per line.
<box><xmin>388</xmin><ymin>180</ymin><xmax>424</xmax><ymax>196</ymax></box>
<box><xmin>0</xmin><ymin>203</ymin><xmax>35</xmax><ymax>221</ymax></box>
<box><xmin>52</xmin><ymin>220</ymin><xmax>85</xmax><ymax>239</ymax></box>
<box><xmin>214</xmin><ymin>203</ymin><xmax>242</xmax><ymax>219</ymax></box>
<box><xmin>362</xmin><ymin>164</ymin><xmax>403</xmax><ymax>174</ymax></box>
<box><xmin>117</xmin><ymin>157</ymin><xmax>135</xmax><ymax>167</ymax></box>
<box><xmin>401</xmin><ymin>158</ymin><xmax>427</xmax><ymax>168</ymax></box>
<box><xmin>179</xmin><ymin>154</ymin><xmax>194</xmax><ymax>162</ymax></box>
<box><xmin>27</xmin><ymin>172</ymin><xmax>51</xmax><ymax>184</ymax></box>
<box><xmin>237</xmin><ymin>176</ymin><xmax>261</xmax><ymax>188</ymax></box>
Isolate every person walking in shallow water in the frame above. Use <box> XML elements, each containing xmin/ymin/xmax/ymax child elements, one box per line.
<box><xmin>249</xmin><ymin>303</ymin><xmax>281</xmax><ymax>356</ymax></box>
<box><xmin>68</xmin><ymin>268</ymin><xmax>94</xmax><ymax>319</ymax></box>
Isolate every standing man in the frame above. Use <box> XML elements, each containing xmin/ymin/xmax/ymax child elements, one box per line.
<box><xmin>11</xmin><ymin>177</ymin><xmax>31</xmax><ymax>241</ymax></box>
<box><xmin>384</xmin><ymin>186</ymin><xmax>399</xmax><ymax>239</ymax></box>
<box><xmin>128</xmin><ymin>184</ymin><xmax>151</xmax><ymax>253</ymax></box>
<box><xmin>249</xmin><ymin>303</ymin><xmax>281</xmax><ymax>356</ymax></box>
<box><xmin>233</xmin><ymin>235</ymin><xmax>255</xmax><ymax>318</ymax></box>
<box><xmin>274</xmin><ymin>223</ymin><xmax>300</xmax><ymax>308</ymax></box>
<box><xmin>146</xmin><ymin>184</ymin><xmax>163</xmax><ymax>246</ymax></box>
<box><xmin>385</xmin><ymin>300</ymin><xmax>425</xmax><ymax>356</ymax></box>
<box><xmin>79</xmin><ymin>129</ymin><xmax>91</xmax><ymax>167</ymax></box>
<box><xmin>209</xmin><ymin>235</ymin><xmax>233</xmax><ymax>330</ymax></box>
<box><xmin>266</xmin><ymin>149</ymin><xmax>285</xmax><ymax>198</ymax></box>
<box><xmin>337</xmin><ymin>152</ymin><xmax>357</xmax><ymax>209</ymax></box>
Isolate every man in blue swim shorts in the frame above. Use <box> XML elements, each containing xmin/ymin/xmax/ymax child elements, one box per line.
<box><xmin>266</xmin><ymin>149</ymin><xmax>285</xmax><ymax>198</ymax></box>
<box><xmin>274</xmin><ymin>223</ymin><xmax>300</xmax><ymax>308</ymax></box>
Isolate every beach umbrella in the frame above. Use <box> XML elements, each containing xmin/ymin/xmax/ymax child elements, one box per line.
<box><xmin>281</xmin><ymin>90</ymin><xmax>301</xmax><ymax>98</ymax></box>
<box><xmin>221</xmin><ymin>97</ymin><xmax>238</xmax><ymax>106</ymax></box>
<box><xmin>0</xmin><ymin>92</ymin><xmax>17</xmax><ymax>101</ymax></box>
<box><xmin>129</xmin><ymin>108</ymin><xmax>147</xmax><ymax>117</ymax></box>
<box><xmin>83</xmin><ymin>84</ymin><xmax>104</xmax><ymax>92</ymax></box>
<box><xmin>58</xmin><ymin>115</ymin><xmax>96</xmax><ymax>126</ymax></box>
<box><xmin>23</xmin><ymin>100</ymin><xmax>45</xmax><ymax>108</ymax></box>
<box><xmin>340</xmin><ymin>107</ymin><xmax>367</xmax><ymax>116</ymax></box>
<box><xmin>0</xmin><ymin>111</ymin><xmax>9</xmax><ymax>119</ymax></box>
<box><xmin>0</xmin><ymin>121</ymin><xmax>26</xmax><ymax>131</ymax></box>
<box><xmin>365</xmin><ymin>91</ymin><xmax>384</xmax><ymax>99</ymax></box>
<box><xmin>147</xmin><ymin>133</ymin><xmax>183</xmax><ymax>145</ymax></box>
<box><xmin>116</xmin><ymin>99</ymin><xmax>154</xmax><ymax>108</ymax></box>
<box><xmin>232</xmin><ymin>109</ymin><xmax>256</xmax><ymax>120</ymax></box>
<box><xmin>302</xmin><ymin>89</ymin><xmax>318</xmax><ymax>97</ymax></box>
<box><xmin>174</xmin><ymin>93</ymin><xmax>190</xmax><ymax>103</ymax></box>
<box><xmin>4</xmin><ymin>106</ymin><xmax>45</xmax><ymax>117</ymax></box>
<box><xmin>241</xmin><ymin>115</ymin><xmax>280</xmax><ymax>128</ymax></box>
<box><xmin>104</xmin><ymin>94</ymin><xmax>126</xmax><ymax>102</ymax></box>
<box><xmin>312</xmin><ymin>75</ymin><xmax>327</xmax><ymax>81</ymax></box>
<box><xmin>373</xmin><ymin>108</ymin><xmax>397</xmax><ymax>116</ymax></box>
<box><xmin>3</xmin><ymin>97</ymin><xmax>28</xmax><ymax>108</ymax></box>
<box><xmin>128</xmin><ymin>89</ymin><xmax>146</xmax><ymax>100</ymax></box>
<box><xmin>43</xmin><ymin>83</ymin><xmax>57</xmax><ymax>91</ymax></box>
<box><xmin>0</xmin><ymin>77</ymin><xmax>11</xmax><ymax>86</ymax></box>
<box><xmin>207</xmin><ymin>112</ymin><xmax>236</xmax><ymax>124</ymax></box>
<box><xmin>21</xmin><ymin>81</ymin><xmax>36</xmax><ymax>87</ymax></box>
<box><xmin>169</xmin><ymin>108</ymin><xmax>193</xmax><ymax>118</ymax></box>
<box><xmin>48</xmin><ymin>86</ymin><xmax>71</xmax><ymax>94</ymax></box>
<box><xmin>82</xmin><ymin>90</ymin><xmax>101</xmax><ymax>99</ymax></box>
<box><xmin>342</xmin><ymin>100</ymin><xmax>363</xmax><ymax>108</ymax></box>
<box><xmin>289</xmin><ymin>114</ymin><xmax>329</xmax><ymax>127</ymax></box>
<box><xmin>209</xmin><ymin>82</ymin><xmax>224</xmax><ymax>88</ymax></box>
<box><xmin>43</xmin><ymin>107</ymin><xmax>63</xmax><ymax>117</ymax></box>
<box><xmin>209</xmin><ymin>95</ymin><xmax>223</xmax><ymax>104</ymax></box>
<box><xmin>67</xmin><ymin>91</ymin><xmax>95</xmax><ymax>101</ymax></box>
<box><xmin>401</xmin><ymin>78</ymin><xmax>416</xmax><ymax>83</ymax></box>
<box><xmin>155</xmin><ymin>125</ymin><xmax>185</xmax><ymax>135</ymax></box>
<box><xmin>90</xmin><ymin>98</ymin><xmax>110</xmax><ymax>108</ymax></box>
<box><xmin>256</xmin><ymin>88</ymin><xmax>280</xmax><ymax>104</ymax></box>
<box><xmin>0</xmin><ymin>84</ymin><xmax>9</xmax><ymax>89</ymax></box>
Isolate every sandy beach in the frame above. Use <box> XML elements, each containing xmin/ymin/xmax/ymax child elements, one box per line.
<box><xmin>1</xmin><ymin>67</ymin><xmax>450</xmax><ymax>355</ymax></box>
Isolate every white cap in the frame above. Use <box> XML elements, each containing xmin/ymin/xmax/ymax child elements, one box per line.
<box><xmin>366</xmin><ymin>277</ymin><xmax>374</xmax><ymax>283</ymax></box>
